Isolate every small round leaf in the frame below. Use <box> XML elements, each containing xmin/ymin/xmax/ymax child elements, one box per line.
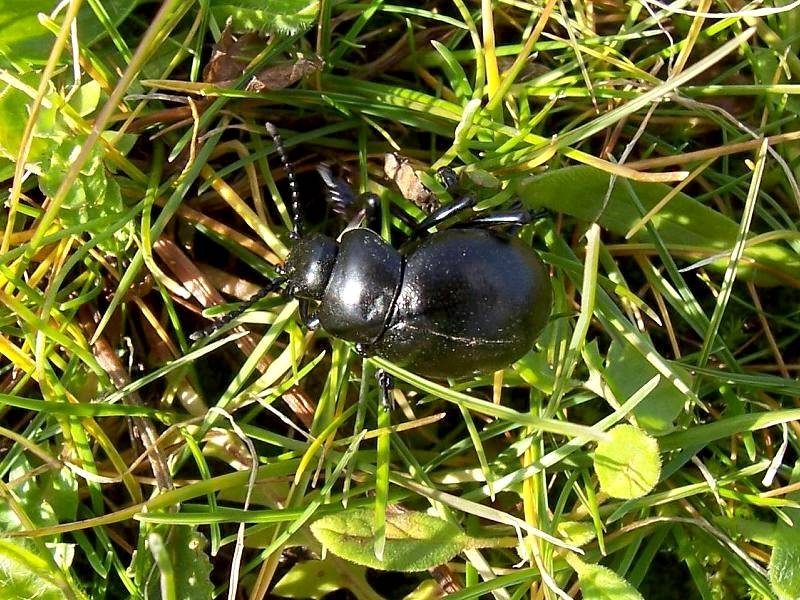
<box><xmin>593</xmin><ymin>425</ymin><xmax>661</xmax><ymax>499</ymax></box>
<box><xmin>310</xmin><ymin>508</ymin><xmax>470</xmax><ymax>572</ymax></box>
<box><xmin>570</xmin><ymin>555</ymin><xmax>645</xmax><ymax>600</ymax></box>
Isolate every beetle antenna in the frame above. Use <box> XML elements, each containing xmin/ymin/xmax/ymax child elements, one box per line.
<box><xmin>265</xmin><ymin>122</ymin><xmax>301</xmax><ymax>238</ymax></box>
<box><xmin>189</xmin><ymin>277</ymin><xmax>286</xmax><ymax>342</ymax></box>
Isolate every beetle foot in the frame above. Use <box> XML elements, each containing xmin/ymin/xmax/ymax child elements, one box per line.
<box><xmin>436</xmin><ymin>166</ymin><xmax>458</xmax><ymax>194</ymax></box>
<box><xmin>376</xmin><ymin>369</ymin><xmax>395</xmax><ymax>411</ymax></box>
<box><xmin>406</xmin><ymin>193</ymin><xmax>478</xmax><ymax>244</ymax></box>
<box><xmin>358</xmin><ymin>192</ymin><xmax>381</xmax><ymax>231</ymax></box>
<box><xmin>299</xmin><ymin>300</ymin><xmax>320</xmax><ymax>330</ymax></box>
<box><xmin>318</xmin><ymin>164</ymin><xmax>358</xmax><ymax>218</ymax></box>
<box><xmin>464</xmin><ymin>206</ymin><xmax>550</xmax><ymax>231</ymax></box>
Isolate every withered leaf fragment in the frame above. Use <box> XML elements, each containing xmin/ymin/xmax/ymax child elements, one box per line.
<box><xmin>384</xmin><ymin>153</ymin><xmax>439</xmax><ymax>213</ymax></box>
<box><xmin>204</xmin><ymin>21</ymin><xmax>322</xmax><ymax>90</ymax></box>
<box><xmin>245</xmin><ymin>55</ymin><xmax>323</xmax><ymax>92</ymax></box>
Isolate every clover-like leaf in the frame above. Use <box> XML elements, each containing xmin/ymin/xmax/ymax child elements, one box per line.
<box><xmin>557</xmin><ymin>521</ymin><xmax>597</xmax><ymax>547</ymax></box>
<box><xmin>311</xmin><ymin>508</ymin><xmax>470</xmax><ymax>572</ymax></box>
<box><xmin>593</xmin><ymin>425</ymin><xmax>661</xmax><ymax>499</ymax></box>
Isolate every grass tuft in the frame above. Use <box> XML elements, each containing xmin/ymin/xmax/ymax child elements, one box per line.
<box><xmin>1</xmin><ymin>0</ymin><xmax>800</xmax><ymax>598</ymax></box>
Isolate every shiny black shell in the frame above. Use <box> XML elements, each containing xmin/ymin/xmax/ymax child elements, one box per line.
<box><xmin>317</xmin><ymin>229</ymin><xmax>402</xmax><ymax>344</ymax></box>
<box><xmin>312</xmin><ymin>227</ymin><xmax>551</xmax><ymax>379</ymax></box>
<box><xmin>366</xmin><ymin>228</ymin><xmax>551</xmax><ymax>378</ymax></box>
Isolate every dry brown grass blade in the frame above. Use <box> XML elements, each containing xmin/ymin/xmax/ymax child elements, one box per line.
<box><xmin>152</xmin><ymin>238</ymin><xmax>316</xmax><ymax>427</ymax></box>
<box><xmin>625</xmin><ymin>129</ymin><xmax>800</xmax><ymax>170</ymax></box>
<box><xmin>78</xmin><ymin>306</ymin><xmax>174</xmax><ymax>493</ymax></box>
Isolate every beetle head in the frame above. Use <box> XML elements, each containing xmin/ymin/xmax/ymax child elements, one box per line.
<box><xmin>283</xmin><ymin>233</ymin><xmax>338</xmax><ymax>300</ymax></box>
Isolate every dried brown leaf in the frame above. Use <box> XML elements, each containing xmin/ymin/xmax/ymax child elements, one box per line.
<box><xmin>246</xmin><ymin>56</ymin><xmax>324</xmax><ymax>92</ymax></box>
<box><xmin>203</xmin><ymin>23</ymin><xmax>264</xmax><ymax>84</ymax></box>
<box><xmin>204</xmin><ymin>21</ymin><xmax>323</xmax><ymax>91</ymax></box>
<box><xmin>384</xmin><ymin>153</ymin><xmax>439</xmax><ymax>213</ymax></box>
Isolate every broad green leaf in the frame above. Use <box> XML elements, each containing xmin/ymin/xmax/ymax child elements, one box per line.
<box><xmin>770</xmin><ymin>510</ymin><xmax>800</xmax><ymax>599</ymax></box>
<box><xmin>0</xmin><ymin>0</ymin><xmax>138</xmax><ymax>65</ymax></box>
<box><xmin>272</xmin><ymin>559</ymin><xmax>370</xmax><ymax>599</ymax></box>
<box><xmin>518</xmin><ymin>166</ymin><xmax>800</xmax><ymax>286</ymax></box>
<box><xmin>569</xmin><ymin>555</ymin><xmax>645</xmax><ymax>600</ymax></box>
<box><xmin>605</xmin><ymin>340</ymin><xmax>686</xmax><ymax>434</ymax></box>
<box><xmin>311</xmin><ymin>508</ymin><xmax>470</xmax><ymax>572</ymax></box>
<box><xmin>69</xmin><ymin>80</ymin><xmax>102</xmax><ymax>117</ymax></box>
<box><xmin>0</xmin><ymin>0</ymin><xmax>62</xmax><ymax>65</ymax></box>
<box><xmin>593</xmin><ymin>425</ymin><xmax>661</xmax><ymax>499</ymax></box>
<box><xmin>210</xmin><ymin>0</ymin><xmax>319</xmax><ymax>35</ymax></box>
<box><xmin>40</xmin><ymin>467</ymin><xmax>78</xmax><ymax>523</ymax></box>
<box><xmin>0</xmin><ymin>157</ymin><xmax>12</xmax><ymax>180</ymax></box>
<box><xmin>0</xmin><ymin>75</ymin><xmax>59</xmax><ymax>165</ymax></box>
<box><xmin>513</xmin><ymin>349</ymin><xmax>555</xmax><ymax>393</ymax></box>
<box><xmin>5</xmin><ymin>459</ymin><xmax>58</xmax><ymax>530</ymax></box>
<box><xmin>769</xmin><ymin>463</ymin><xmax>800</xmax><ymax>599</ymax></box>
<box><xmin>0</xmin><ymin>78</ymin><xmax>113</xmax><ymax>174</ymax></box>
<box><xmin>144</xmin><ymin>526</ymin><xmax>214</xmax><ymax>600</ymax></box>
<box><xmin>465</xmin><ymin>168</ymin><xmax>501</xmax><ymax>190</ymax></box>
<box><xmin>0</xmin><ymin>459</ymin><xmax>76</xmax><ymax>599</ymax></box>
<box><xmin>102</xmin><ymin>130</ymin><xmax>138</xmax><ymax>157</ymax></box>
<box><xmin>0</xmin><ymin>540</ymin><xmax>68</xmax><ymax>600</ymax></box>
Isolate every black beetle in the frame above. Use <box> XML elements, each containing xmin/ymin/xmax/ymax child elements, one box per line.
<box><xmin>191</xmin><ymin>124</ymin><xmax>552</xmax><ymax>381</ymax></box>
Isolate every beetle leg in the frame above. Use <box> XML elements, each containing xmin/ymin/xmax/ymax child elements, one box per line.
<box><xmin>359</xmin><ymin>192</ymin><xmax>381</xmax><ymax>231</ymax></box>
<box><xmin>317</xmin><ymin>164</ymin><xmax>357</xmax><ymax>218</ymax></box>
<box><xmin>464</xmin><ymin>211</ymin><xmax>531</xmax><ymax>227</ymax></box>
<box><xmin>299</xmin><ymin>299</ymin><xmax>320</xmax><ymax>330</ymax></box>
<box><xmin>407</xmin><ymin>193</ymin><xmax>477</xmax><ymax>242</ymax></box>
<box><xmin>318</xmin><ymin>165</ymin><xmax>383</xmax><ymax>230</ymax></box>
<box><xmin>464</xmin><ymin>208</ymin><xmax>549</xmax><ymax>229</ymax></box>
<box><xmin>354</xmin><ymin>342</ymin><xmax>372</xmax><ymax>356</ymax></box>
<box><xmin>376</xmin><ymin>368</ymin><xmax>395</xmax><ymax>410</ymax></box>
<box><xmin>436</xmin><ymin>166</ymin><xmax>459</xmax><ymax>194</ymax></box>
